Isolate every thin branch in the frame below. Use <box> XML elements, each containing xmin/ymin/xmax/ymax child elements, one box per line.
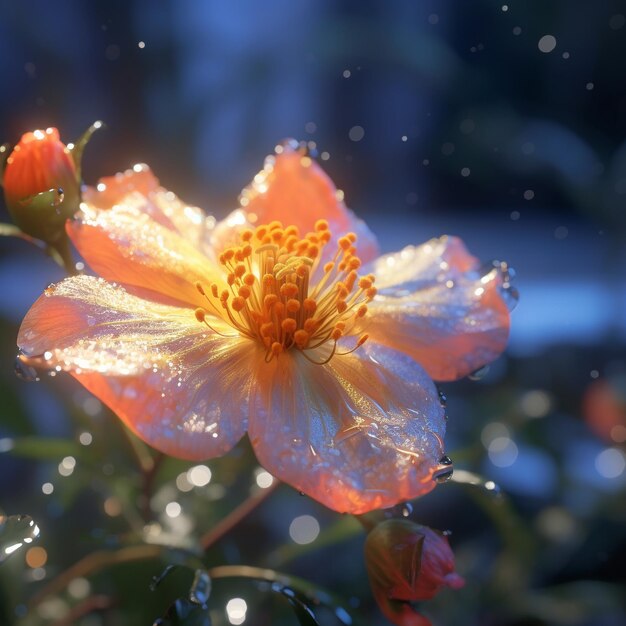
<box><xmin>200</xmin><ymin>481</ymin><xmax>279</xmax><ymax>551</ymax></box>
<box><xmin>29</xmin><ymin>545</ymin><xmax>163</xmax><ymax>608</ymax></box>
<box><xmin>49</xmin><ymin>595</ymin><xmax>114</xmax><ymax>626</ymax></box>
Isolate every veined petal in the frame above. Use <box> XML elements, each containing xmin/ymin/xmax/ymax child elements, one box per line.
<box><xmin>18</xmin><ymin>276</ymin><xmax>254</xmax><ymax>459</ymax></box>
<box><xmin>365</xmin><ymin>236</ymin><xmax>510</xmax><ymax>382</ymax></box>
<box><xmin>249</xmin><ymin>342</ymin><xmax>445</xmax><ymax>514</ymax></box>
<box><xmin>67</xmin><ymin>203</ymin><xmax>224</xmax><ymax>309</ymax></box>
<box><xmin>238</xmin><ymin>141</ymin><xmax>379</xmax><ymax>262</ymax></box>
<box><xmin>83</xmin><ymin>165</ymin><xmax>217</xmax><ymax>255</ymax></box>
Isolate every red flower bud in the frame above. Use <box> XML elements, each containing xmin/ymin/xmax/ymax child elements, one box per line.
<box><xmin>2</xmin><ymin>127</ymin><xmax>79</xmax><ymax>244</ymax></box>
<box><xmin>583</xmin><ymin>376</ymin><xmax>626</xmax><ymax>444</ymax></box>
<box><xmin>365</xmin><ymin>519</ymin><xmax>464</xmax><ymax>626</ymax></box>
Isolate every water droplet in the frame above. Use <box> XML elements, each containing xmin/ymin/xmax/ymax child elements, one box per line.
<box><xmin>336</xmin><ymin>607</ymin><xmax>353</xmax><ymax>624</ymax></box>
<box><xmin>438</xmin><ymin>389</ymin><xmax>447</xmax><ymax>407</ymax></box>
<box><xmin>433</xmin><ymin>456</ymin><xmax>454</xmax><ymax>483</ymax></box>
<box><xmin>14</xmin><ymin>354</ymin><xmax>39</xmax><ymax>382</ymax></box>
<box><xmin>189</xmin><ymin>569</ymin><xmax>211</xmax><ymax>607</ymax></box>
<box><xmin>469</xmin><ymin>365</ymin><xmax>490</xmax><ymax>381</ymax></box>
<box><xmin>0</xmin><ymin>514</ymin><xmax>40</xmax><ymax>563</ymax></box>
<box><xmin>449</xmin><ymin>469</ymin><xmax>502</xmax><ymax>497</ymax></box>
<box><xmin>384</xmin><ymin>502</ymin><xmax>413</xmax><ymax>518</ymax></box>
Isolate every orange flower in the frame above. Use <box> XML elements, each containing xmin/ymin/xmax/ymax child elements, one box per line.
<box><xmin>365</xmin><ymin>519</ymin><xmax>465</xmax><ymax>625</ymax></box>
<box><xmin>17</xmin><ymin>142</ymin><xmax>511</xmax><ymax>514</ymax></box>
<box><xmin>3</xmin><ymin>128</ymin><xmax>79</xmax><ymax>243</ymax></box>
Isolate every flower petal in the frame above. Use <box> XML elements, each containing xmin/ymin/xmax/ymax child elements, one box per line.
<box><xmin>365</xmin><ymin>236</ymin><xmax>510</xmax><ymax>381</ymax></box>
<box><xmin>83</xmin><ymin>164</ymin><xmax>217</xmax><ymax>254</ymax></box>
<box><xmin>248</xmin><ymin>342</ymin><xmax>445</xmax><ymax>514</ymax></box>
<box><xmin>67</xmin><ymin>203</ymin><xmax>224</xmax><ymax>308</ymax></box>
<box><xmin>18</xmin><ymin>276</ymin><xmax>255</xmax><ymax>459</ymax></box>
<box><xmin>239</xmin><ymin>141</ymin><xmax>379</xmax><ymax>262</ymax></box>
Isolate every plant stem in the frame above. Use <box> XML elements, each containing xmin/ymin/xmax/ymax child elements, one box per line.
<box><xmin>51</xmin><ymin>235</ymin><xmax>77</xmax><ymax>276</ymax></box>
<box><xmin>29</xmin><ymin>545</ymin><xmax>163</xmax><ymax>608</ymax></box>
<box><xmin>49</xmin><ymin>595</ymin><xmax>113</xmax><ymax>626</ymax></box>
<box><xmin>141</xmin><ymin>452</ymin><xmax>165</xmax><ymax>522</ymax></box>
<box><xmin>200</xmin><ymin>481</ymin><xmax>279</xmax><ymax>551</ymax></box>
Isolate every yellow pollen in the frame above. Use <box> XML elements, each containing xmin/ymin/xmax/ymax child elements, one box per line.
<box><xmin>196</xmin><ymin>221</ymin><xmax>376</xmax><ymax>362</ymax></box>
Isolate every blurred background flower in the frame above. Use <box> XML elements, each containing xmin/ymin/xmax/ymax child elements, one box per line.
<box><xmin>1</xmin><ymin>1</ymin><xmax>625</xmax><ymax>625</ymax></box>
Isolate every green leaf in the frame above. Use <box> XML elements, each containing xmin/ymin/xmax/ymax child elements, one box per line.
<box><xmin>274</xmin><ymin>587</ymin><xmax>321</xmax><ymax>626</ymax></box>
<box><xmin>70</xmin><ymin>120</ymin><xmax>104</xmax><ymax>182</ymax></box>
<box><xmin>0</xmin><ymin>223</ymin><xmax>39</xmax><ymax>246</ymax></box>
<box><xmin>154</xmin><ymin>599</ymin><xmax>212</xmax><ymax>626</ymax></box>
<box><xmin>5</xmin><ymin>436</ymin><xmax>83</xmax><ymax>461</ymax></box>
<box><xmin>208</xmin><ymin>565</ymin><xmax>360</xmax><ymax>626</ymax></box>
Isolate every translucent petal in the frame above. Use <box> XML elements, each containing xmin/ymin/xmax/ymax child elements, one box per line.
<box><xmin>365</xmin><ymin>236</ymin><xmax>510</xmax><ymax>381</ymax></box>
<box><xmin>83</xmin><ymin>165</ymin><xmax>217</xmax><ymax>254</ymax></box>
<box><xmin>67</xmin><ymin>203</ymin><xmax>225</xmax><ymax>309</ymax></box>
<box><xmin>248</xmin><ymin>342</ymin><xmax>445</xmax><ymax>514</ymax></box>
<box><xmin>238</xmin><ymin>141</ymin><xmax>379</xmax><ymax>262</ymax></box>
<box><xmin>18</xmin><ymin>276</ymin><xmax>254</xmax><ymax>459</ymax></box>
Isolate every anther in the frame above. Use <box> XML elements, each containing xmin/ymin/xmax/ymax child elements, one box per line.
<box><xmin>280</xmin><ymin>283</ymin><xmax>299</xmax><ymax>298</ymax></box>
<box><xmin>281</xmin><ymin>318</ymin><xmax>297</xmax><ymax>334</ymax></box>
<box><xmin>303</xmin><ymin>298</ymin><xmax>317</xmax><ymax>314</ymax></box>
<box><xmin>271</xmin><ymin>342</ymin><xmax>283</xmax><ymax>356</ymax></box>
<box><xmin>315</xmin><ymin>219</ymin><xmax>329</xmax><ymax>232</ymax></box>
<box><xmin>260</xmin><ymin>323</ymin><xmax>274</xmax><ymax>338</ymax></box>
<box><xmin>286</xmin><ymin>299</ymin><xmax>301</xmax><ymax>313</ymax></box>
<box><xmin>304</xmin><ymin>319</ymin><xmax>319</xmax><ymax>334</ymax></box>
<box><xmin>231</xmin><ymin>296</ymin><xmax>245</xmax><ymax>312</ymax></box>
<box><xmin>293</xmin><ymin>329</ymin><xmax>310</xmax><ymax>348</ymax></box>
<box><xmin>238</xmin><ymin>285</ymin><xmax>251</xmax><ymax>299</ymax></box>
<box><xmin>195</xmin><ymin>282</ymin><xmax>205</xmax><ymax>295</ymax></box>
<box><xmin>195</xmin><ymin>308</ymin><xmax>206</xmax><ymax>322</ymax></box>
<box><xmin>264</xmin><ymin>294</ymin><xmax>278</xmax><ymax>309</ymax></box>
<box><xmin>338</xmin><ymin>236</ymin><xmax>352</xmax><ymax>251</ymax></box>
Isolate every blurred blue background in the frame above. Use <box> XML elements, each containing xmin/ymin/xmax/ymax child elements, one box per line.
<box><xmin>1</xmin><ymin>1</ymin><xmax>625</xmax><ymax>625</ymax></box>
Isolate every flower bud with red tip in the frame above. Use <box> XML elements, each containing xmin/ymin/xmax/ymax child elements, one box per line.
<box><xmin>364</xmin><ymin>519</ymin><xmax>465</xmax><ymax>626</ymax></box>
<box><xmin>2</xmin><ymin>127</ymin><xmax>79</xmax><ymax>244</ymax></box>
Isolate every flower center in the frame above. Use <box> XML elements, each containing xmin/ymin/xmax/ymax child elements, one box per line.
<box><xmin>195</xmin><ymin>220</ymin><xmax>376</xmax><ymax>363</ymax></box>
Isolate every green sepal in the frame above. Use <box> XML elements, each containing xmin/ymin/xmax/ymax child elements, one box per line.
<box><xmin>70</xmin><ymin>120</ymin><xmax>104</xmax><ymax>182</ymax></box>
<box><xmin>0</xmin><ymin>143</ymin><xmax>10</xmax><ymax>186</ymax></box>
<box><xmin>19</xmin><ymin>187</ymin><xmax>65</xmax><ymax>211</ymax></box>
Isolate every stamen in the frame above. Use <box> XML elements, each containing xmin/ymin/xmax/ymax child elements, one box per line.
<box><xmin>195</xmin><ymin>220</ymin><xmax>375</xmax><ymax>362</ymax></box>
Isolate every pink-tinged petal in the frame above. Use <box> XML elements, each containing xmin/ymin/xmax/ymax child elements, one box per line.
<box><xmin>18</xmin><ymin>276</ymin><xmax>256</xmax><ymax>459</ymax></box>
<box><xmin>83</xmin><ymin>164</ymin><xmax>217</xmax><ymax>254</ymax></box>
<box><xmin>248</xmin><ymin>342</ymin><xmax>445</xmax><ymax>514</ymax></box>
<box><xmin>67</xmin><ymin>204</ymin><xmax>224</xmax><ymax>309</ymax></box>
<box><xmin>238</xmin><ymin>141</ymin><xmax>379</xmax><ymax>262</ymax></box>
<box><xmin>365</xmin><ymin>236</ymin><xmax>510</xmax><ymax>382</ymax></box>
<box><xmin>83</xmin><ymin>165</ymin><xmax>159</xmax><ymax>209</ymax></box>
